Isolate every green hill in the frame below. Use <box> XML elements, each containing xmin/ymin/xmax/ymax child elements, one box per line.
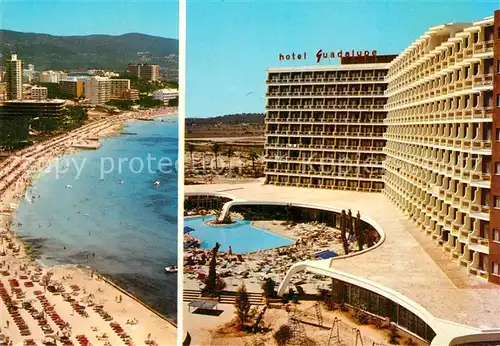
<box><xmin>0</xmin><ymin>30</ymin><xmax>178</xmax><ymax>71</ymax></box>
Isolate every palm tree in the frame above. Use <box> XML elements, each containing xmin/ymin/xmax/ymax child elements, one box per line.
<box><xmin>249</xmin><ymin>151</ymin><xmax>259</xmax><ymax>176</ymax></box>
<box><xmin>187</xmin><ymin>143</ymin><xmax>195</xmax><ymax>170</ymax></box>
<box><xmin>226</xmin><ymin>146</ymin><xmax>234</xmax><ymax>172</ymax></box>
<box><xmin>355</xmin><ymin>211</ymin><xmax>364</xmax><ymax>251</ymax></box>
<box><xmin>212</xmin><ymin>142</ymin><xmax>221</xmax><ymax>171</ymax></box>
<box><xmin>340</xmin><ymin>210</ymin><xmax>349</xmax><ymax>255</ymax></box>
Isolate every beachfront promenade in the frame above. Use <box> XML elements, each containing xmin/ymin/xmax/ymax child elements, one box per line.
<box><xmin>0</xmin><ymin>108</ymin><xmax>178</xmax><ymax>345</ymax></box>
<box><xmin>185</xmin><ymin>181</ymin><xmax>500</xmax><ymax>344</ymax></box>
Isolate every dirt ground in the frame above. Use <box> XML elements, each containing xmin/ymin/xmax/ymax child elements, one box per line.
<box><xmin>186</xmin><ymin>122</ymin><xmax>264</xmax><ymax>139</ymax></box>
<box><xmin>186</xmin><ymin>301</ymin><xmax>428</xmax><ymax>346</ymax></box>
<box><xmin>193</xmin><ymin>302</ymin><xmax>428</xmax><ymax>346</ymax></box>
<box><xmin>185</xmin><ymin>141</ymin><xmax>265</xmax><ymax>185</ymax></box>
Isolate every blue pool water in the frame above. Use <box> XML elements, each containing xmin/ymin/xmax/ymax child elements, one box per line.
<box><xmin>13</xmin><ymin>116</ymin><xmax>178</xmax><ymax>321</ymax></box>
<box><xmin>184</xmin><ymin>216</ymin><xmax>294</xmax><ymax>253</ymax></box>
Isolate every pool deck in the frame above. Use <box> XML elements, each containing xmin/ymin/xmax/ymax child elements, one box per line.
<box><xmin>185</xmin><ymin>181</ymin><xmax>500</xmax><ymax>332</ymax></box>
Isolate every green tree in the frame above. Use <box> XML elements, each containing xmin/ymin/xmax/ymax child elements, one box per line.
<box><xmin>106</xmin><ymin>99</ymin><xmax>134</xmax><ymax>110</ymax></box>
<box><xmin>0</xmin><ymin>116</ymin><xmax>31</xmax><ymax>150</ymax></box>
<box><xmin>249</xmin><ymin>151</ymin><xmax>259</xmax><ymax>176</ymax></box>
<box><xmin>340</xmin><ymin>210</ymin><xmax>349</xmax><ymax>255</ymax></box>
<box><xmin>355</xmin><ymin>211</ymin><xmax>364</xmax><ymax>251</ymax></box>
<box><xmin>261</xmin><ymin>278</ymin><xmax>276</xmax><ymax>298</ymax></box>
<box><xmin>234</xmin><ymin>283</ymin><xmax>252</xmax><ymax>327</ymax></box>
<box><xmin>187</xmin><ymin>143</ymin><xmax>195</xmax><ymax>170</ymax></box>
<box><xmin>138</xmin><ymin>96</ymin><xmax>163</xmax><ymax>108</ymax></box>
<box><xmin>212</xmin><ymin>142</ymin><xmax>221</xmax><ymax>171</ymax></box>
<box><xmin>226</xmin><ymin>146</ymin><xmax>234</xmax><ymax>172</ymax></box>
<box><xmin>168</xmin><ymin>97</ymin><xmax>178</xmax><ymax>107</ymax></box>
<box><xmin>202</xmin><ymin>242</ymin><xmax>225</xmax><ymax>296</ymax></box>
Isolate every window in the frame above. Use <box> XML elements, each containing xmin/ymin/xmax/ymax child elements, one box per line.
<box><xmin>496</xmin><ymin>162</ymin><xmax>500</xmax><ymax>175</ymax></box>
<box><xmin>496</xmin><ymin>128</ymin><xmax>500</xmax><ymax>141</ymax></box>
<box><xmin>493</xmin><ymin>262</ymin><xmax>499</xmax><ymax>276</ymax></box>
<box><xmin>497</xmin><ymin>94</ymin><xmax>500</xmax><ymax>108</ymax></box>
<box><xmin>493</xmin><ymin>228</ymin><xmax>500</xmax><ymax>242</ymax></box>
<box><xmin>495</xmin><ymin>196</ymin><xmax>500</xmax><ymax>209</ymax></box>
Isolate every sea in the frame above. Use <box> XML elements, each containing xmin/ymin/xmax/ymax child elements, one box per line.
<box><xmin>12</xmin><ymin>115</ymin><xmax>178</xmax><ymax>321</ymax></box>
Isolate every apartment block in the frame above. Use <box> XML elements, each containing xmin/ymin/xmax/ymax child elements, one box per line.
<box><xmin>152</xmin><ymin>88</ymin><xmax>178</xmax><ymax>104</ymax></box>
<box><xmin>264</xmin><ymin>57</ymin><xmax>395</xmax><ymax>192</ymax></box>
<box><xmin>0</xmin><ymin>83</ymin><xmax>6</xmax><ymax>101</ymax></box>
<box><xmin>4</xmin><ymin>54</ymin><xmax>23</xmax><ymax>100</ymax></box>
<box><xmin>128</xmin><ymin>63</ymin><xmax>160</xmax><ymax>81</ymax></box>
<box><xmin>30</xmin><ymin>86</ymin><xmax>48</xmax><ymax>100</ymax></box>
<box><xmin>85</xmin><ymin>76</ymin><xmax>111</xmax><ymax>105</ymax></box>
<box><xmin>23</xmin><ymin>64</ymin><xmax>36</xmax><ymax>84</ymax></box>
<box><xmin>123</xmin><ymin>88</ymin><xmax>140</xmax><ymax>101</ymax></box>
<box><xmin>59</xmin><ymin>77</ymin><xmax>87</xmax><ymax>98</ymax></box>
<box><xmin>39</xmin><ymin>70</ymin><xmax>68</xmax><ymax>84</ymax></box>
<box><xmin>110</xmin><ymin>79</ymin><xmax>131</xmax><ymax>99</ymax></box>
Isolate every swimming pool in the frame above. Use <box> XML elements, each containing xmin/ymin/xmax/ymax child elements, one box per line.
<box><xmin>184</xmin><ymin>216</ymin><xmax>294</xmax><ymax>253</ymax></box>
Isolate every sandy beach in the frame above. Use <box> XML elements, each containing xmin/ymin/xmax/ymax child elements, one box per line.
<box><xmin>0</xmin><ymin>107</ymin><xmax>177</xmax><ymax>346</ymax></box>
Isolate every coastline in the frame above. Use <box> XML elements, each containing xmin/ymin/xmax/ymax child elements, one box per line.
<box><xmin>0</xmin><ymin>106</ymin><xmax>178</xmax><ymax>345</ymax></box>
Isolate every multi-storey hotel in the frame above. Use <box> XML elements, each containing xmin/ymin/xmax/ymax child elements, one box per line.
<box><xmin>265</xmin><ymin>56</ymin><xmax>394</xmax><ymax>192</ymax></box>
<box><xmin>128</xmin><ymin>63</ymin><xmax>160</xmax><ymax>81</ymax></box>
<box><xmin>384</xmin><ymin>15</ymin><xmax>500</xmax><ymax>285</ymax></box>
<box><xmin>264</xmin><ymin>12</ymin><xmax>500</xmax><ymax>284</ymax></box>
<box><xmin>4</xmin><ymin>54</ymin><xmax>23</xmax><ymax>100</ymax></box>
<box><xmin>109</xmin><ymin>78</ymin><xmax>131</xmax><ymax>99</ymax></box>
<box><xmin>59</xmin><ymin>77</ymin><xmax>87</xmax><ymax>98</ymax></box>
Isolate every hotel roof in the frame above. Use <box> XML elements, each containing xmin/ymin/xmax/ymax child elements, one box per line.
<box><xmin>268</xmin><ymin>63</ymin><xmax>389</xmax><ymax>72</ymax></box>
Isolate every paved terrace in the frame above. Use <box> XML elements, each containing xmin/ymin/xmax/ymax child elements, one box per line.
<box><xmin>185</xmin><ymin>181</ymin><xmax>500</xmax><ymax>331</ymax></box>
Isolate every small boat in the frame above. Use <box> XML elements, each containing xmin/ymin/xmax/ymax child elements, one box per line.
<box><xmin>153</xmin><ymin>180</ymin><xmax>160</xmax><ymax>186</ymax></box>
<box><xmin>164</xmin><ymin>266</ymin><xmax>178</xmax><ymax>274</ymax></box>
<box><xmin>118</xmin><ymin>180</ymin><xmax>124</xmax><ymax>184</ymax></box>
<box><xmin>65</xmin><ymin>184</ymin><xmax>72</xmax><ymax>188</ymax></box>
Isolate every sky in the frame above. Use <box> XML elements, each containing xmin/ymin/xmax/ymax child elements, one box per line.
<box><xmin>0</xmin><ymin>0</ymin><xmax>179</xmax><ymax>39</ymax></box>
<box><xmin>187</xmin><ymin>0</ymin><xmax>500</xmax><ymax>118</ymax></box>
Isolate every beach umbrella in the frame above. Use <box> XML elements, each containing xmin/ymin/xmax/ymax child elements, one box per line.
<box><xmin>184</xmin><ymin>226</ymin><xmax>195</xmax><ymax>234</ymax></box>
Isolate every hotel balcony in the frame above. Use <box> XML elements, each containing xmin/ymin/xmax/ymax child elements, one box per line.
<box><xmin>458</xmin><ymin>245</ymin><xmax>472</xmax><ymax>267</ymax></box>
<box><xmin>468</xmin><ymin>251</ymin><xmax>489</xmax><ymax>280</ymax></box>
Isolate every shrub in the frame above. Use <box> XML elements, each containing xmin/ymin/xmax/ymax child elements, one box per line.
<box><xmin>234</xmin><ymin>283</ymin><xmax>252</xmax><ymax>326</ymax></box>
<box><xmin>273</xmin><ymin>325</ymin><xmax>293</xmax><ymax>346</ymax></box>
<box><xmin>388</xmin><ymin>327</ymin><xmax>400</xmax><ymax>345</ymax></box>
<box><xmin>371</xmin><ymin>318</ymin><xmax>384</xmax><ymax>329</ymax></box>
<box><xmin>323</xmin><ymin>292</ymin><xmax>337</xmax><ymax>311</ymax></box>
<box><xmin>355</xmin><ymin>310</ymin><xmax>370</xmax><ymax>325</ymax></box>
<box><xmin>261</xmin><ymin>278</ymin><xmax>276</xmax><ymax>298</ymax></box>
<box><xmin>405</xmin><ymin>337</ymin><xmax>417</xmax><ymax>346</ymax></box>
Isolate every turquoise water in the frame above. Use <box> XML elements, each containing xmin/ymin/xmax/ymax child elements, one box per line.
<box><xmin>13</xmin><ymin>116</ymin><xmax>178</xmax><ymax>320</ymax></box>
<box><xmin>184</xmin><ymin>216</ymin><xmax>294</xmax><ymax>253</ymax></box>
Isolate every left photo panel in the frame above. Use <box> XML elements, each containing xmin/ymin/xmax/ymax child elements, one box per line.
<box><xmin>0</xmin><ymin>1</ymin><xmax>179</xmax><ymax>345</ymax></box>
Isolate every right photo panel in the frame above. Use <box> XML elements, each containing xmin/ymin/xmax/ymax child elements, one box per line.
<box><xmin>183</xmin><ymin>1</ymin><xmax>500</xmax><ymax>345</ymax></box>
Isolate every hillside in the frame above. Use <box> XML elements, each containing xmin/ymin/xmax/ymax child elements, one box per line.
<box><xmin>186</xmin><ymin>113</ymin><xmax>265</xmax><ymax>126</ymax></box>
<box><xmin>0</xmin><ymin>30</ymin><xmax>178</xmax><ymax>71</ymax></box>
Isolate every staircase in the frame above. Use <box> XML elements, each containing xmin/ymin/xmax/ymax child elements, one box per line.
<box><xmin>183</xmin><ymin>289</ymin><xmax>264</xmax><ymax>305</ymax></box>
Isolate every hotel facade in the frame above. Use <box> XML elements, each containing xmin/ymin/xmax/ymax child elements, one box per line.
<box><xmin>264</xmin><ymin>13</ymin><xmax>500</xmax><ymax>285</ymax></box>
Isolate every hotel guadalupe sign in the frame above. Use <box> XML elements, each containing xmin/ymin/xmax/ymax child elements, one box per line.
<box><xmin>278</xmin><ymin>49</ymin><xmax>378</xmax><ymax>63</ymax></box>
